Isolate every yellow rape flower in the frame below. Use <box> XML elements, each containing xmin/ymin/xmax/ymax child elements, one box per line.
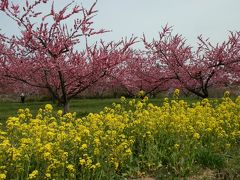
<box><xmin>174</xmin><ymin>143</ymin><xmax>180</xmax><ymax>149</ymax></box>
<box><xmin>28</xmin><ymin>170</ymin><xmax>38</xmax><ymax>179</ymax></box>
<box><xmin>193</xmin><ymin>132</ymin><xmax>200</xmax><ymax>140</ymax></box>
<box><xmin>45</xmin><ymin>173</ymin><xmax>51</xmax><ymax>178</ymax></box>
<box><xmin>173</xmin><ymin>89</ymin><xmax>180</xmax><ymax>99</ymax></box>
<box><xmin>114</xmin><ymin>162</ymin><xmax>119</xmax><ymax>170</ymax></box>
<box><xmin>67</xmin><ymin>164</ymin><xmax>75</xmax><ymax>172</ymax></box>
<box><xmin>79</xmin><ymin>158</ymin><xmax>86</xmax><ymax>166</ymax></box>
<box><xmin>0</xmin><ymin>174</ymin><xmax>6</xmax><ymax>180</ymax></box>
<box><xmin>120</xmin><ymin>96</ymin><xmax>126</xmax><ymax>102</ymax></box>
<box><xmin>125</xmin><ymin>148</ymin><xmax>132</xmax><ymax>156</ymax></box>
<box><xmin>57</xmin><ymin>110</ymin><xmax>63</xmax><ymax>116</ymax></box>
<box><xmin>45</xmin><ymin>104</ymin><xmax>53</xmax><ymax>111</ymax></box>
<box><xmin>95</xmin><ymin>162</ymin><xmax>101</xmax><ymax>168</ymax></box>
<box><xmin>80</xmin><ymin>144</ymin><xmax>88</xmax><ymax>150</ymax></box>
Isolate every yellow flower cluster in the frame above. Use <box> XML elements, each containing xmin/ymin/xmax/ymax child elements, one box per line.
<box><xmin>0</xmin><ymin>94</ymin><xmax>240</xmax><ymax>178</ymax></box>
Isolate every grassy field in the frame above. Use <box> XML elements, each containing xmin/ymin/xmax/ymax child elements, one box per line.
<box><xmin>0</xmin><ymin>98</ymin><xmax>117</xmax><ymax>123</ymax></box>
<box><xmin>0</xmin><ymin>97</ymin><xmax>201</xmax><ymax>124</ymax></box>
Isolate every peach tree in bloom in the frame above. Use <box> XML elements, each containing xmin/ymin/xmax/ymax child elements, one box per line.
<box><xmin>143</xmin><ymin>26</ymin><xmax>240</xmax><ymax>98</ymax></box>
<box><xmin>106</xmin><ymin>50</ymin><xmax>173</xmax><ymax>97</ymax></box>
<box><xmin>0</xmin><ymin>0</ymin><xmax>136</xmax><ymax>112</ymax></box>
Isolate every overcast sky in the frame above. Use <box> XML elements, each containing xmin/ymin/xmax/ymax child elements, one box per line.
<box><xmin>1</xmin><ymin>0</ymin><xmax>240</xmax><ymax>48</ymax></box>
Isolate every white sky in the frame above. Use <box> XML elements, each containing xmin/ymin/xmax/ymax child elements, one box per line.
<box><xmin>1</xmin><ymin>0</ymin><xmax>240</xmax><ymax>48</ymax></box>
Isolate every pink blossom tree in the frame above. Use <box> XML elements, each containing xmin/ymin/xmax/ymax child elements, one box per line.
<box><xmin>0</xmin><ymin>0</ymin><xmax>136</xmax><ymax>112</ymax></box>
<box><xmin>109</xmin><ymin>51</ymin><xmax>174</xmax><ymax>97</ymax></box>
<box><xmin>143</xmin><ymin>26</ymin><xmax>240</xmax><ymax>98</ymax></box>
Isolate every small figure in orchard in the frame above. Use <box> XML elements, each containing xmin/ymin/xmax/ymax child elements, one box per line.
<box><xmin>20</xmin><ymin>93</ymin><xmax>25</xmax><ymax>103</ymax></box>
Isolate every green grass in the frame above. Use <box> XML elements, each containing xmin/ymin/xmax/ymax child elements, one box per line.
<box><xmin>0</xmin><ymin>101</ymin><xmax>49</xmax><ymax>123</ymax></box>
<box><xmin>0</xmin><ymin>99</ymin><xmax>117</xmax><ymax>123</ymax></box>
<box><xmin>70</xmin><ymin>98</ymin><xmax>121</xmax><ymax>117</ymax></box>
<box><xmin>0</xmin><ymin>97</ymin><xmax>207</xmax><ymax>124</ymax></box>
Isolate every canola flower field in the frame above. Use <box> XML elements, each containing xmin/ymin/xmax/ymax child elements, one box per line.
<box><xmin>0</xmin><ymin>91</ymin><xmax>240</xmax><ymax>179</ymax></box>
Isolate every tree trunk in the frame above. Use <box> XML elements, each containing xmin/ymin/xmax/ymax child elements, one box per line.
<box><xmin>190</xmin><ymin>91</ymin><xmax>208</xmax><ymax>98</ymax></box>
<box><xmin>186</xmin><ymin>87</ymin><xmax>209</xmax><ymax>99</ymax></box>
<box><xmin>63</xmin><ymin>101</ymin><xmax>69</xmax><ymax>114</ymax></box>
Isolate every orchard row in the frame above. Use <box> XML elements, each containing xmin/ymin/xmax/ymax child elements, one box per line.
<box><xmin>0</xmin><ymin>0</ymin><xmax>240</xmax><ymax>112</ymax></box>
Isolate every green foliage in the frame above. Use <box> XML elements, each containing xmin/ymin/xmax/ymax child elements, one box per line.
<box><xmin>196</xmin><ymin>148</ymin><xmax>225</xmax><ymax>169</ymax></box>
